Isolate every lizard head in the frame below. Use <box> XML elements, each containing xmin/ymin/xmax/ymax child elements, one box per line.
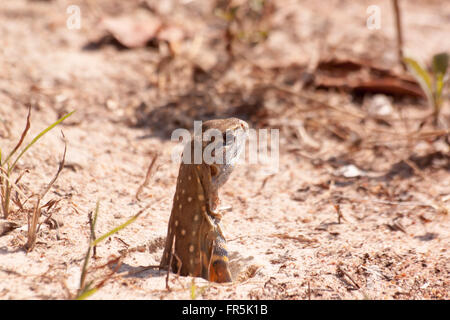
<box><xmin>201</xmin><ymin>118</ymin><xmax>249</xmax><ymax>188</ymax></box>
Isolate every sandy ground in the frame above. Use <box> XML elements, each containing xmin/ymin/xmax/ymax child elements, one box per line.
<box><xmin>0</xmin><ymin>0</ymin><xmax>449</xmax><ymax>299</ymax></box>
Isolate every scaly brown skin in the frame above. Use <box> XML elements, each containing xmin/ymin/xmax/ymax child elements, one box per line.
<box><xmin>160</xmin><ymin>118</ymin><xmax>249</xmax><ymax>283</ymax></box>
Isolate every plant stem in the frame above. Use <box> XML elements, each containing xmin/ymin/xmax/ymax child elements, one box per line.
<box><xmin>392</xmin><ymin>0</ymin><xmax>406</xmax><ymax>70</ymax></box>
<box><xmin>4</xmin><ymin>178</ymin><xmax>10</xmax><ymax>218</ymax></box>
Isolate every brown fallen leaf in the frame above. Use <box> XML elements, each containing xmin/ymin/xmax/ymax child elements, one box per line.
<box><xmin>100</xmin><ymin>12</ymin><xmax>162</xmax><ymax>48</ymax></box>
<box><xmin>314</xmin><ymin>57</ymin><xmax>425</xmax><ymax>98</ymax></box>
<box><xmin>352</xmin><ymin>78</ymin><xmax>424</xmax><ymax>98</ymax></box>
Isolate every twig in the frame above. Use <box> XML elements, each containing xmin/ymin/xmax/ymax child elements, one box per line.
<box><xmin>40</xmin><ymin>131</ymin><xmax>67</xmax><ymax>199</ymax></box>
<box><xmin>341</xmin><ymin>196</ymin><xmax>436</xmax><ymax>208</ymax></box>
<box><xmin>3</xmin><ymin>104</ymin><xmax>31</xmax><ymax>166</ymax></box>
<box><xmin>166</xmin><ymin>234</ymin><xmax>176</xmax><ymax>291</ymax></box>
<box><xmin>27</xmin><ymin>132</ymin><xmax>67</xmax><ymax>251</ymax></box>
<box><xmin>266</xmin><ymin>84</ymin><xmax>366</xmax><ymax>119</ymax></box>
<box><xmin>88</xmin><ymin>210</ymin><xmax>98</xmax><ymax>258</ymax></box>
<box><xmin>174</xmin><ymin>252</ymin><xmax>182</xmax><ymax>277</ymax></box>
<box><xmin>77</xmin><ymin>200</ymin><xmax>100</xmax><ymax>296</ymax></box>
<box><xmin>337</xmin><ymin>264</ymin><xmax>360</xmax><ymax>289</ymax></box>
<box><xmin>92</xmin><ymin>256</ymin><xmax>123</xmax><ymax>289</ymax></box>
<box><xmin>331</xmin><ymin>201</ymin><xmax>344</xmax><ymax>224</ymax></box>
<box><xmin>14</xmin><ymin>169</ymin><xmax>29</xmax><ymax>185</ymax></box>
<box><xmin>386</xmin><ymin>220</ymin><xmax>407</xmax><ymax>234</ymax></box>
<box><xmin>136</xmin><ymin>154</ymin><xmax>158</xmax><ymax>201</ymax></box>
<box><xmin>364</xmin><ymin>129</ymin><xmax>449</xmax><ymax>146</ymax></box>
<box><xmin>271</xmin><ymin>233</ymin><xmax>318</xmax><ymax>244</ymax></box>
<box><xmin>36</xmin><ymin>199</ymin><xmax>61</xmax><ymax>234</ymax></box>
<box><xmin>403</xmin><ymin>158</ymin><xmax>428</xmax><ymax>181</ymax></box>
<box><xmin>392</xmin><ymin>0</ymin><xmax>406</xmax><ymax>70</ymax></box>
<box><xmin>254</xmin><ymin>174</ymin><xmax>275</xmax><ymax>196</ymax></box>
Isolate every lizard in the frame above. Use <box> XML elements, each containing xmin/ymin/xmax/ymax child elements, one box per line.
<box><xmin>160</xmin><ymin>118</ymin><xmax>249</xmax><ymax>283</ymax></box>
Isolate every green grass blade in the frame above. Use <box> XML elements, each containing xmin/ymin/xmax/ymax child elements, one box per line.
<box><xmin>91</xmin><ymin>213</ymin><xmax>139</xmax><ymax>246</ymax></box>
<box><xmin>404</xmin><ymin>57</ymin><xmax>433</xmax><ymax>102</ymax></box>
<box><xmin>404</xmin><ymin>57</ymin><xmax>432</xmax><ymax>88</ymax></box>
<box><xmin>78</xmin><ymin>245</ymin><xmax>91</xmax><ymax>291</ymax></box>
<box><xmin>76</xmin><ymin>203</ymin><xmax>147</xmax><ymax>299</ymax></box>
<box><xmin>432</xmin><ymin>53</ymin><xmax>448</xmax><ymax>113</ymax></box>
<box><xmin>9</xmin><ymin>111</ymin><xmax>75</xmax><ymax>173</ymax></box>
<box><xmin>434</xmin><ymin>73</ymin><xmax>444</xmax><ymax>111</ymax></box>
<box><xmin>432</xmin><ymin>52</ymin><xmax>449</xmax><ymax>76</ymax></box>
<box><xmin>190</xmin><ymin>279</ymin><xmax>197</xmax><ymax>300</ymax></box>
<box><xmin>75</xmin><ymin>286</ymin><xmax>98</xmax><ymax>300</ymax></box>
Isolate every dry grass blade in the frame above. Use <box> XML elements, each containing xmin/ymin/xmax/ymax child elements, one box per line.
<box><xmin>92</xmin><ymin>256</ymin><xmax>123</xmax><ymax>288</ymax></box>
<box><xmin>11</xmin><ymin>194</ymin><xmax>24</xmax><ymax>212</ymax></box>
<box><xmin>136</xmin><ymin>153</ymin><xmax>158</xmax><ymax>201</ymax></box>
<box><xmin>88</xmin><ymin>210</ymin><xmax>98</xmax><ymax>258</ymax></box>
<box><xmin>342</xmin><ymin>196</ymin><xmax>438</xmax><ymax>208</ymax></box>
<box><xmin>0</xmin><ymin>167</ymin><xmax>28</xmax><ymax>200</ymax></box>
<box><xmin>392</xmin><ymin>0</ymin><xmax>406</xmax><ymax>70</ymax></box>
<box><xmin>25</xmin><ymin>197</ymin><xmax>41</xmax><ymax>252</ymax></box>
<box><xmin>39</xmin><ymin>199</ymin><xmax>62</xmax><ymax>234</ymax></box>
<box><xmin>2</xmin><ymin>104</ymin><xmax>31</xmax><ymax>166</ymax></box>
<box><xmin>14</xmin><ymin>169</ymin><xmax>30</xmax><ymax>185</ymax></box>
<box><xmin>271</xmin><ymin>233</ymin><xmax>318</xmax><ymax>244</ymax></box>
<box><xmin>336</xmin><ymin>263</ymin><xmax>360</xmax><ymax>289</ymax></box>
<box><xmin>25</xmin><ymin>132</ymin><xmax>67</xmax><ymax>251</ymax></box>
<box><xmin>77</xmin><ymin>255</ymin><xmax>125</xmax><ymax>300</ymax></box>
<box><xmin>1</xmin><ymin>110</ymin><xmax>74</xmax><ymax>218</ymax></box>
<box><xmin>166</xmin><ymin>234</ymin><xmax>176</xmax><ymax>291</ymax></box>
<box><xmin>254</xmin><ymin>173</ymin><xmax>275</xmax><ymax>196</ymax></box>
<box><xmin>266</xmin><ymin>84</ymin><xmax>366</xmax><ymax>119</ymax></box>
<box><xmin>40</xmin><ymin>131</ymin><xmax>67</xmax><ymax>200</ymax></box>
<box><xmin>77</xmin><ymin>200</ymin><xmax>100</xmax><ymax>298</ymax></box>
<box><xmin>0</xmin><ymin>117</ymin><xmax>11</xmax><ymax>139</ymax></box>
<box><xmin>364</xmin><ymin>128</ymin><xmax>449</xmax><ymax>147</ymax></box>
<box><xmin>9</xmin><ymin>110</ymin><xmax>74</xmax><ymax>172</ymax></box>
